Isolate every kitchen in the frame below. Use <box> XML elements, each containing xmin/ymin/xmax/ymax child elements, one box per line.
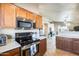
<box><xmin>0</xmin><ymin>3</ymin><xmax>79</xmax><ymax>56</ymax></box>
<box><xmin>0</xmin><ymin>3</ymin><xmax>46</xmax><ymax>56</ymax></box>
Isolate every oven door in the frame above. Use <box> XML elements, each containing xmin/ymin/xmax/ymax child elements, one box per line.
<box><xmin>23</xmin><ymin>44</ymin><xmax>39</xmax><ymax>56</ymax></box>
<box><xmin>30</xmin><ymin>44</ymin><xmax>37</xmax><ymax>56</ymax></box>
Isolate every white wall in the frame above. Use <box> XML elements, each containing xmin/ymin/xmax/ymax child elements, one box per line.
<box><xmin>0</xmin><ymin>29</ymin><xmax>39</xmax><ymax>40</ymax></box>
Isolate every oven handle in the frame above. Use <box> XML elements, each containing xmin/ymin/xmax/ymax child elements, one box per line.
<box><xmin>21</xmin><ymin>41</ymin><xmax>40</xmax><ymax>50</ymax></box>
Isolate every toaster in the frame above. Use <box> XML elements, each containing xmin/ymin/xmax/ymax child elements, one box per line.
<box><xmin>0</xmin><ymin>34</ymin><xmax>7</xmax><ymax>46</ymax></box>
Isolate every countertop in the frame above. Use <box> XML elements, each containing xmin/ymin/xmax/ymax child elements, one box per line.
<box><xmin>0</xmin><ymin>36</ymin><xmax>46</xmax><ymax>54</ymax></box>
<box><xmin>38</xmin><ymin>36</ymin><xmax>47</xmax><ymax>40</ymax></box>
<box><xmin>0</xmin><ymin>39</ymin><xmax>21</xmax><ymax>54</ymax></box>
<box><xmin>57</xmin><ymin>35</ymin><xmax>79</xmax><ymax>39</ymax></box>
<box><xmin>57</xmin><ymin>31</ymin><xmax>79</xmax><ymax>39</ymax></box>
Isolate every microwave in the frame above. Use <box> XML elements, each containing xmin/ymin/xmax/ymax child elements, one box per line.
<box><xmin>16</xmin><ymin>17</ymin><xmax>35</xmax><ymax>29</ymax></box>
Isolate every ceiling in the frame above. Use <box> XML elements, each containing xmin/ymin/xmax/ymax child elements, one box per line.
<box><xmin>15</xmin><ymin>3</ymin><xmax>79</xmax><ymax>23</ymax></box>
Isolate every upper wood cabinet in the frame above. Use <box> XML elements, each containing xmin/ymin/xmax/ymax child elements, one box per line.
<box><xmin>26</xmin><ymin>11</ymin><xmax>34</xmax><ymax>21</ymax></box>
<box><xmin>39</xmin><ymin>15</ymin><xmax>43</xmax><ymax>29</ymax></box>
<box><xmin>26</xmin><ymin>10</ymin><xmax>30</xmax><ymax>19</ymax></box>
<box><xmin>29</xmin><ymin>13</ymin><xmax>33</xmax><ymax>20</ymax></box>
<box><xmin>35</xmin><ymin>15</ymin><xmax>39</xmax><ymax>29</ymax></box>
<box><xmin>35</xmin><ymin>15</ymin><xmax>43</xmax><ymax>29</ymax></box>
<box><xmin>0</xmin><ymin>4</ymin><xmax>16</xmax><ymax>28</ymax></box>
<box><xmin>0</xmin><ymin>4</ymin><xmax>1</xmax><ymax>28</ymax></box>
<box><xmin>16</xmin><ymin>7</ymin><xmax>26</xmax><ymax>18</ymax></box>
<box><xmin>0</xmin><ymin>3</ymin><xmax>43</xmax><ymax>29</ymax></box>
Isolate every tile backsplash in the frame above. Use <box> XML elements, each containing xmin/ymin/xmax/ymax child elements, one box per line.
<box><xmin>0</xmin><ymin>28</ymin><xmax>39</xmax><ymax>40</ymax></box>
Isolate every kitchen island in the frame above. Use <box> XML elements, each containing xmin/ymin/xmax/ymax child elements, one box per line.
<box><xmin>56</xmin><ymin>31</ymin><xmax>79</xmax><ymax>54</ymax></box>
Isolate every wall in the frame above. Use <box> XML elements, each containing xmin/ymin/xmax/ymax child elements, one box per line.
<box><xmin>54</xmin><ymin>22</ymin><xmax>66</xmax><ymax>33</ymax></box>
<box><xmin>0</xmin><ymin>29</ymin><xmax>39</xmax><ymax>40</ymax></box>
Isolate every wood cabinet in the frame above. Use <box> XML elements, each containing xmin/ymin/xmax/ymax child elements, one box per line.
<box><xmin>56</xmin><ymin>36</ymin><xmax>73</xmax><ymax>51</ymax></box>
<box><xmin>72</xmin><ymin>39</ymin><xmax>79</xmax><ymax>54</ymax></box>
<box><xmin>0</xmin><ymin>4</ymin><xmax>1</xmax><ymax>28</ymax></box>
<box><xmin>28</xmin><ymin>12</ymin><xmax>34</xmax><ymax>20</ymax></box>
<box><xmin>35</xmin><ymin>15</ymin><xmax>39</xmax><ymax>29</ymax></box>
<box><xmin>16</xmin><ymin>7</ymin><xmax>34</xmax><ymax>21</ymax></box>
<box><xmin>0</xmin><ymin>3</ymin><xmax>43</xmax><ymax>29</ymax></box>
<box><xmin>56</xmin><ymin>36</ymin><xmax>79</xmax><ymax>54</ymax></box>
<box><xmin>0</xmin><ymin>4</ymin><xmax>16</xmax><ymax>28</ymax></box>
<box><xmin>16</xmin><ymin>6</ymin><xmax>43</xmax><ymax>29</ymax></box>
<box><xmin>63</xmin><ymin>38</ymin><xmax>72</xmax><ymax>51</ymax></box>
<box><xmin>16</xmin><ymin>7</ymin><xmax>26</xmax><ymax>18</ymax></box>
<box><xmin>38</xmin><ymin>38</ymin><xmax>47</xmax><ymax>56</ymax></box>
<box><xmin>56</xmin><ymin>36</ymin><xmax>64</xmax><ymax>49</ymax></box>
<box><xmin>0</xmin><ymin>48</ymin><xmax>20</xmax><ymax>56</ymax></box>
<box><xmin>26</xmin><ymin>10</ymin><xmax>29</xmax><ymax>19</ymax></box>
<box><xmin>35</xmin><ymin>15</ymin><xmax>43</xmax><ymax>29</ymax></box>
<box><xmin>39</xmin><ymin>15</ymin><xmax>43</xmax><ymax>29</ymax></box>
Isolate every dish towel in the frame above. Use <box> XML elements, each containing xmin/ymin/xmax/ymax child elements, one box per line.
<box><xmin>30</xmin><ymin>44</ymin><xmax>37</xmax><ymax>56</ymax></box>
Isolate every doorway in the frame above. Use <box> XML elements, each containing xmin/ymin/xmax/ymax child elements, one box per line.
<box><xmin>44</xmin><ymin>23</ymin><xmax>56</xmax><ymax>52</ymax></box>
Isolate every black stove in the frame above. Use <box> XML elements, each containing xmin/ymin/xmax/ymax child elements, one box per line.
<box><xmin>15</xmin><ymin>32</ymin><xmax>33</xmax><ymax>47</ymax></box>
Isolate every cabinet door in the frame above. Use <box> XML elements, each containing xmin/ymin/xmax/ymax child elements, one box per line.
<box><xmin>72</xmin><ymin>39</ymin><xmax>79</xmax><ymax>54</ymax></box>
<box><xmin>0</xmin><ymin>48</ymin><xmax>20</xmax><ymax>56</ymax></box>
<box><xmin>39</xmin><ymin>39</ymin><xmax>47</xmax><ymax>56</ymax></box>
<box><xmin>1</xmin><ymin>4</ymin><xmax>16</xmax><ymax>28</ymax></box>
<box><xmin>35</xmin><ymin>15</ymin><xmax>39</xmax><ymax>29</ymax></box>
<box><xmin>63</xmin><ymin>38</ymin><xmax>72</xmax><ymax>51</ymax></box>
<box><xmin>0</xmin><ymin>4</ymin><xmax>2</xmax><ymax>27</ymax></box>
<box><xmin>39</xmin><ymin>16</ymin><xmax>43</xmax><ymax>29</ymax></box>
<box><xmin>35</xmin><ymin>15</ymin><xmax>43</xmax><ymax>29</ymax></box>
<box><xmin>29</xmin><ymin>12</ymin><xmax>34</xmax><ymax>20</ymax></box>
<box><xmin>26</xmin><ymin>10</ymin><xmax>30</xmax><ymax>19</ymax></box>
<box><xmin>16</xmin><ymin>7</ymin><xmax>26</xmax><ymax>18</ymax></box>
<box><xmin>56</xmin><ymin>36</ymin><xmax>64</xmax><ymax>49</ymax></box>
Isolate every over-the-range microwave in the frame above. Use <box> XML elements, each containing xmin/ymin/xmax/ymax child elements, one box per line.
<box><xmin>16</xmin><ymin>17</ymin><xmax>36</xmax><ymax>29</ymax></box>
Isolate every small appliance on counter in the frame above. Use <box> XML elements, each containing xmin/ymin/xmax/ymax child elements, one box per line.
<box><xmin>0</xmin><ymin>34</ymin><xmax>7</xmax><ymax>46</ymax></box>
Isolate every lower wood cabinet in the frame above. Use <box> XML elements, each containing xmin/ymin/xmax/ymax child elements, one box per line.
<box><xmin>63</xmin><ymin>38</ymin><xmax>72</xmax><ymax>51</ymax></box>
<box><xmin>56</xmin><ymin>37</ymin><xmax>64</xmax><ymax>49</ymax></box>
<box><xmin>56</xmin><ymin>36</ymin><xmax>79</xmax><ymax>54</ymax></box>
<box><xmin>0</xmin><ymin>48</ymin><xmax>20</xmax><ymax>56</ymax></box>
<box><xmin>36</xmin><ymin>38</ymin><xmax>47</xmax><ymax>56</ymax></box>
<box><xmin>39</xmin><ymin>38</ymin><xmax>46</xmax><ymax>56</ymax></box>
<box><xmin>72</xmin><ymin>39</ymin><xmax>79</xmax><ymax>54</ymax></box>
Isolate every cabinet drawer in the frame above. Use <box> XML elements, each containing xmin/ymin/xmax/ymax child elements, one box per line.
<box><xmin>0</xmin><ymin>48</ymin><xmax>20</xmax><ymax>56</ymax></box>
